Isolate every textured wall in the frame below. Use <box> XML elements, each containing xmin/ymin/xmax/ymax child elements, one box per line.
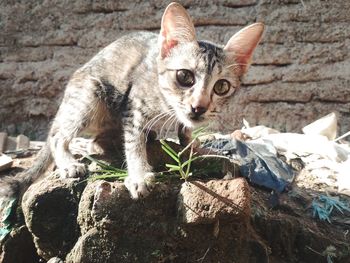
<box><xmin>1</xmin><ymin>0</ymin><xmax>350</xmax><ymax>140</ymax></box>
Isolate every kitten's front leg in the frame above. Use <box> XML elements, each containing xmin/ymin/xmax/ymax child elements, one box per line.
<box><xmin>124</xmin><ymin>127</ymin><xmax>155</xmax><ymax>199</ymax></box>
<box><xmin>178</xmin><ymin>124</ymin><xmax>192</xmax><ymax>146</ymax></box>
<box><xmin>178</xmin><ymin>124</ymin><xmax>202</xmax><ymax>152</ymax></box>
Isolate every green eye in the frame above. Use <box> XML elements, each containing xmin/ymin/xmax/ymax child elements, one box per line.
<box><xmin>213</xmin><ymin>79</ymin><xmax>231</xmax><ymax>96</ymax></box>
<box><xmin>176</xmin><ymin>69</ymin><xmax>195</xmax><ymax>88</ymax></box>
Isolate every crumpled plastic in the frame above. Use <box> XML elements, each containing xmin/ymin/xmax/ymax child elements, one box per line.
<box><xmin>202</xmin><ymin>112</ymin><xmax>350</xmax><ymax>195</ymax></box>
<box><xmin>0</xmin><ymin>197</ymin><xmax>17</xmax><ymax>241</ymax></box>
<box><xmin>203</xmin><ymin>138</ymin><xmax>294</xmax><ymax>193</ymax></box>
<box><xmin>239</xmin><ymin>112</ymin><xmax>350</xmax><ymax>196</ymax></box>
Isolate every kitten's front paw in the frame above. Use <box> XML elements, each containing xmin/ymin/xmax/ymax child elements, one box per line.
<box><xmin>59</xmin><ymin>162</ymin><xmax>87</xmax><ymax>178</ymax></box>
<box><xmin>124</xmin><ymin>172</ymin><xmax>155</xmax><ymax>199</ymax></box>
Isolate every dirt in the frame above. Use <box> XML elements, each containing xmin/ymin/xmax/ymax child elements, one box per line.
<box><xmin>1</xmin><ymin>145</ymin><xmax>350</xmax><ymax>263</ymax></box>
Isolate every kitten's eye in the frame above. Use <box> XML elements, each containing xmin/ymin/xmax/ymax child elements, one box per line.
<box><xmin>213</xmin><ymin>79</ymin><xmax>231</xmax><ymax>96</ymax></box>
<box><xmin>176</xmin><ymin>69</ymin><xmax>195</xmax><ymax>88</ymax></box>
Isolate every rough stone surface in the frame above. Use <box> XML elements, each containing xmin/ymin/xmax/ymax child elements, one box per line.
<box><xmin>0</xmin><ymin>133</ymin><xmax>7</xmax><ymax>153</ymax></box>
<box><xmin>1</xmin><ymin>0</ymin><xmax>350</xmax><ymax>139</ymax></box>
<box><xmin>0</xmin><ymin>226</ymin><xmax>40</xmax><ymax>263</ymax></box>
<box><xmin>21</xmin><ymin>176</ymin><xmax>259</xmax><ymax>263</ymax></box>
<box><xmin>16</xmin><ymin>134</ymin><xmax>30</xmax><ymax>150</ymax></box>
<box><xmin>65</xmin><ymin>228</ymin><xmax>120</xmax><ymax>263</ymax></box>
<box><xmin>18</xmin><ymin>173</ymin><xmax>350</xmax><ymax>262</ymax></box>
<box><xmin>2</xmin><ymin>138</ymin><xmax>350</xmax><ymax>262</ymax></box>
<box><xmin>21</xmin><ymin>175</ymin><xmax>84</xmax><ymax>260</ymax></box>
<box><xmin>178</xmin><ymin>178</ymin><xmax>251</xmax><ymax>224</ymax></box>
<box><xmin>75</xmin><ymin>179</ymin><xmax>256</xmax><ymax>263</ymax></box>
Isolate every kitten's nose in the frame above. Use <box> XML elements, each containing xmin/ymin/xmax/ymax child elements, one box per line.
<box><xmin>191</xmin><ymin>106</ymin><xmax>207</xmax><ymax>117</ymax></box>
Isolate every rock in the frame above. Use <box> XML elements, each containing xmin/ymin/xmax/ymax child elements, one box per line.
<box><xmin>65</xmin><ymin>228</ymin><xmax>119</xmax><ymax>263</ymax></box>
<box><xmin>21</xmin><ymin>175</ymin><xmax>84</xmax><ymax>260</ymax></box>
<box><xmin>5</xmin><ymin>154</ymin><xmax>349</xmax><ymax>262</ymax></box>
<box><xmin>72</xmin><ymin>178</ymin><xmax>257</xmax><ymax>262</ymax></box>
<box><xmin>77</xmin><ymin>180</ymin><xmax>177</xmax><ymax>234</ymax></box>
<box><xmin>0</xmin><ymin>155</ymin><xmax>13</xmax><ymax>172</ymax></box>
<box><xmin>0</xmin><ymin>226</ymin><xmax>40</xmax><ymax>263</ymax></box>
<box><xmin>16</xmin><ymin>134</ymin><xmax>30</xmax><ymax>150</ymax></box>
<box><xmin>178</xmin><ymin>178</ymin><xmax>251</xmax><ymax>224</ymax></box>
<box><xmin>0</xmin><ymin>133</ymin><xmax>7</xmax><ymax>153</ymax></box>
<box><xmin>2</xmin><ymin>138</ymin><xmax>15</xmax><ymax>152</ymax></box>
<box><xmin>0</xmin><ymin>134</ymin><xmax>30</xmax><ymax>153</ymax></box>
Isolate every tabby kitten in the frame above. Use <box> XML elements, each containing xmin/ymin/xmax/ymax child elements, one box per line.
<box><xmin>0</xmin><ymin>3</ymin><xmax>264</xmax><ymax>199</ymax></box>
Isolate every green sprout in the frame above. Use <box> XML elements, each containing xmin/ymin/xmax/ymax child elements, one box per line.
<box><xmin>85</xmin><ymin>126</ymin><xmax>229</xmax><ymax>182</ymax></box>
<box><xmin>84</xmin><ymin>155</ymin><xmax>128</xmax><ymax>181</ymax></box>
<box><xmin>160</xmin><ymin>138</ymin><xmax>200</xmax><ymax>181</ymax></box>
<box><xmin>160</xmin><ymin>126</ymin><xmax>230</xmax><ymax>180</ymax></box>
<box><xmin>191</xmin><ymin>125</ymin><xmax>209</xmax><ymax>139</ymax></box>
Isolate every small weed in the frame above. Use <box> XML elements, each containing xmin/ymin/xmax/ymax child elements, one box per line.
<box><xmin>84</xmin><ymin>155</ymin><xmax>169</xmax><ymax>182</ymax></box>
<box><xmin>160</xmin><ymin>139</ymin><xmax>198</xmax><ymax>181</ymax></box>
<box><xmin>84</xmin><ymin>155</ymin><xmax>128</xmax><ymax>181</ymax></box>
<box><xmin>85</xmin><ymin>126</ymin><xmax>229</xmax><ymax>182</ymax></box>
<box><xmin>160</xmin><ymin>126</ymin><xmax>230</xmax><ymax>181</ymax></box>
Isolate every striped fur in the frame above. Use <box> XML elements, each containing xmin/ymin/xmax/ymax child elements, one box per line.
<box><xmin>0</xmin><ymin>3</ymin><xmax>264</xmax><ymax>200</ymax></box>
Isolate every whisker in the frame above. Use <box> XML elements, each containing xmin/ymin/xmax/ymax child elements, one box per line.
<box><xmin>142</xmin><ymin>110</ymin><xmax>172</xmax><ymax>134</ymax></box>
<box><xmin>159</xmin><ymin>112</ymin><xmax>176</xmax><ymax>138</ymax></box>
<box><xmin>142</xmin><ymin>111</ymin><xmax>170</xmax><ymax>133</ymax></box>
<box><xmin>141</xmin><ymin>110</ymin><xmax>175</xmax><ymax>142</ymax></box>
<box><xmin>164</xmin><ymin>114</ymin><xmax>178</xmax><ymax>139</ymax></box>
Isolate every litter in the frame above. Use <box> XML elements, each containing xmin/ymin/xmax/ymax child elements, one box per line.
<box><xmin>203</xmin><ymin>138</ymin><xmax>294</xmax><ymax>193</ymax></box>
<box><xmin>312</xmin><ymin>195</ymin><xmax>350</xmax><ymax>223</ymax></box>
<box><xmin>302</xmin><ymin>112</ymin><xmax>337</xmax><ymax>140</ymax></box>
<box><xmin>203</xmin><ymin>112</ymin><xmax>350</xmax><ymax>196</ymax></box>
<box><xmin>0</xmin><ymin>154</ymin><xmax>13</xmax><ymax>172</ymax></box>
<box><xmin>0</xmin><ymin>198</ymin><xmax>17</xmax><ymax>241</ymax></box>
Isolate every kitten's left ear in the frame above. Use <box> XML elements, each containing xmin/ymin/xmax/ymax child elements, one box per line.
<box><xmin>159</xmin><ymin>2</ymin><xmax>197</xmax><ymax>58</ymax></box>
<box><xmin>224</xmin><ymin>23</ymin><xmax>265</xmax><ymax>74</ymax></box>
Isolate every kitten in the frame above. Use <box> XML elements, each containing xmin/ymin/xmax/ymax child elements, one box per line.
<box><xmin>0</xmin><ymin>3</ymin><xmax>264</xmax><ymax>200</ymax></box>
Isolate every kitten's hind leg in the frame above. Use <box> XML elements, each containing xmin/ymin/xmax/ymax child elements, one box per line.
<box><xmin>49</xmin><ymin>78</ymin><xmax>97</xmax><ymax>178</ymax></box>
<box><xmin>49</xmin><ymin>132</ymin><xmax>86</xmax><ymax>178</ymax></box>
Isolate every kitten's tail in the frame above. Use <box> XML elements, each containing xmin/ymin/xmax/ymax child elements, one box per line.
<box><xmin>0</xmin><ymin>142</ymin><xmax>52</xmax><ymax>200</ymax></box>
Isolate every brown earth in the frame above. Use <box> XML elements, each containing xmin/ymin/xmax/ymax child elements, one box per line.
<box><xmin>1</xmin><ymin>140</ymin><xmax>349</xmax><ymax>263</ymax></box>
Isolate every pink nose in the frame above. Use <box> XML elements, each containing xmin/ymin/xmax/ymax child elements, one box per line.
<box><xmin>191</xmin><ymin>106</ymin><xmax>207</xmax><ymax>117</ymax></box>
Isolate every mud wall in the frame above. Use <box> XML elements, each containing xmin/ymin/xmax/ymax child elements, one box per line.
<box><xmin>1</xmin><ymin>0</ymin><xmax>349</xmax><ymax>139</ymax></box>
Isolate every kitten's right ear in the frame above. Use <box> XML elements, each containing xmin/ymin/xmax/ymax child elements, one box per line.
<box><xmin>159</xmin><ymin>2</ymin><xmax>197</xmax><ymax>58</ymax></box>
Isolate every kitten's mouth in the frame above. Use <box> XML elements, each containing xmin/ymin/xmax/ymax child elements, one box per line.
<box><xmin>176</xmin><ymin>110</ymin><xmax>207</xmax><ymax>128</ymax></box>
<box><xmin>190</xmin><ymin>115</ymin><xmax>205</xmax><ymax>122</ymax></box>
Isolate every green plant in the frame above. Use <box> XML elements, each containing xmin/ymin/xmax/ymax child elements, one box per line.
<box><xmin>86</xmin><ymin>126</ymin><xmax>229</xmax><ymax>182</ymax></box>
<box><xmin>84</xmin><ymin>155</ymin><xmax>128</xmax><ymax>181</ymax></box>
<box><xmin>85</xmin><ymin>155</ymin><xmax>171</xmax><ymax>182</ymax></box>
<box><xmin>160</xmin><ymin>138</ymin><xmax>198</xmax><ymax>181</ymax></box>
<box><xmin>160</xmin><ymin>127</ymin><xmax>230</xmax><ymax>180</ymax></box>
